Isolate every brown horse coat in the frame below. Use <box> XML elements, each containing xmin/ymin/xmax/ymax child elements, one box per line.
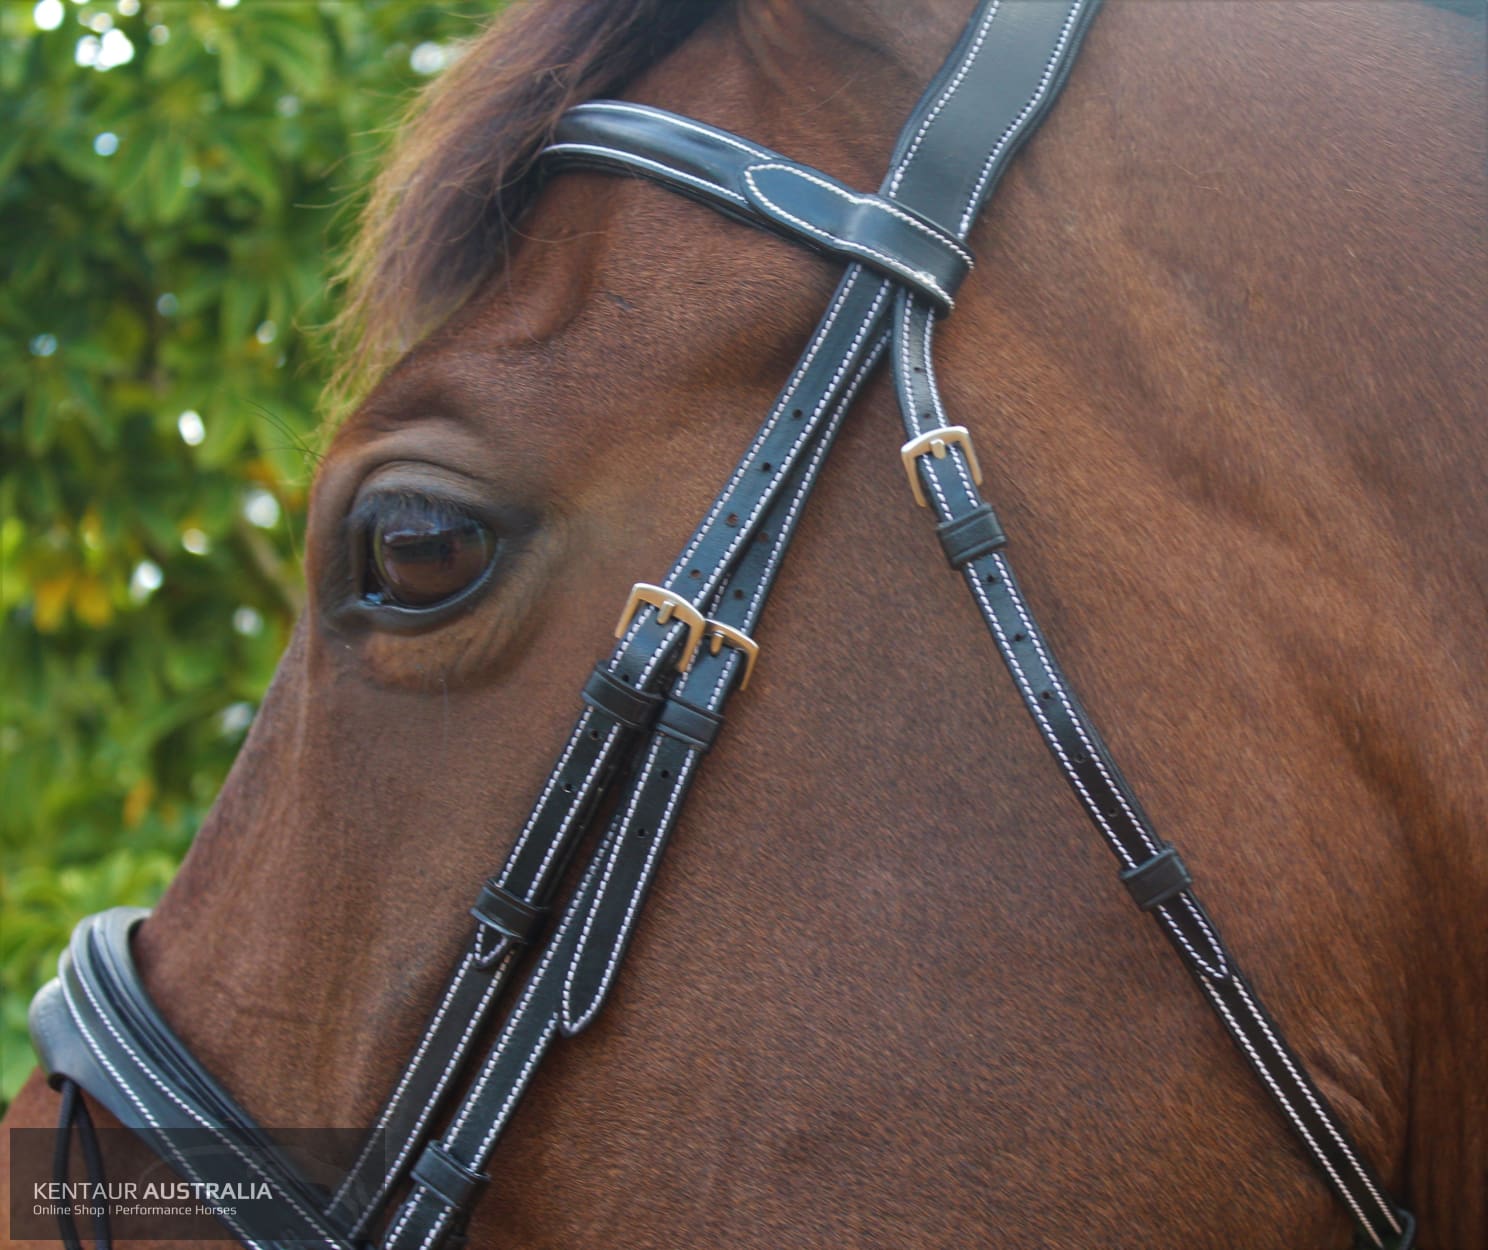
<box><xmin>5</xmin><ymin>1</ymin><xmax>1485</xmax><ymax>1246</ymax></box>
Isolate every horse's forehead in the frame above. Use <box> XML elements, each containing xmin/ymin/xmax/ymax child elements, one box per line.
<box><xmin>334</xmin><ymin>171</ymin><xmax>837</xmax><ymax>470</ymax></box>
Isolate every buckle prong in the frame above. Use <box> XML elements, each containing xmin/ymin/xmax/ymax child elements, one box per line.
<box><xmin>615</xmin><ymin>583</ymin><xmax>707</xmax><ymax>673</ymax></box>
<box><xmin>900</xmin><ymin>425</ymin><xmax>984</xmax><ymax>508</ymax></box>
<box><xmin>704</xmin><ymin>622</ymin><xmax>760</xmax><ymax>691</ymax></box>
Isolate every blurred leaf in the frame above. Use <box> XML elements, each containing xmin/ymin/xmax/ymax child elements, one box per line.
<box><xmin>0</xmin><ymin>0</ymin><xmax>497</xmax><ymax>1111</ymax></box>
<box><xmin>218</xmin><ymin>33</ymin><xmax>264</xmax><ymax>108</ymax></box>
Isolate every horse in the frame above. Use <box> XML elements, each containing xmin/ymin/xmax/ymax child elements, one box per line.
<box><xmin>4</xmin><ymin>0</ymin><xmax>1484</xmax><ymax>1246</ymax></box>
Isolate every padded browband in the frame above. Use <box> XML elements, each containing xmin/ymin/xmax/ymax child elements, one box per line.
<box><xmin>546</xmin><ymin>102</ymin><xmax>973</xmax><ymax>310</ymax></box>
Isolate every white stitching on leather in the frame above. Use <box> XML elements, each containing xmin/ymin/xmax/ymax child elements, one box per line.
<box><xmin>568</xmin><ymin>759</ymin><xmax>694</xmax><ymax>1033</ymax></box>
<box><xmin>897</xmin><ymin>300</ymin><xmax>1230</xmax><ymax>980</ymax></box>
<box><xmin>996</xmin><ymin>570</ymin><xmax>1155</xmax><ymax>853</ymax></box>
<box><xmin>365</xmin><ymin>721</ymin><xmax>624</xmax><ymax>1224</ymax></box>
<box><xmin>965</xmin><ymin>547</ymin><xmax>1227</xmax><ymax>980</ymax></box>
<box><xmin>414</xmin><ymin>1196</ymin><xmax>454</xmax><ymax>1250</ymax></box>
<box><xmin>669</xmin><ymin>268</ymin><xmax>878</xmax><ymax>587</ymax></box>
<box><xmin>977</xmin><ymin>483</ymin><xmax>1230</xmax><ymax>976</ymax></box>
<box><xmin>560</xmin><ymin>344</ymin><xmax>894</xmax><ymax>1030</ymax></box>
<box><xmin>741</xmin><ymin>345</ymin><xmax>888</xmax><ymax>631</ymax></box>
<box><xmin>551</xmin><ymin>343</ymin><xmax>890</xmax><ymax>1035</ymax></box>
<box><xmin>67</xmin><ymin>962</ymin><xmax>335</xmax><ymax>1244</ymax></box>
<box><xmin>562</xmin><ymin>743</ymin><xmax>701</xmax><ymax>1033</ymax></box>
<box><xmin>501</xmin><ymin>711</ymin><xmax>596</xmax><ymax>876</ymax></box>
<box><xmin>382</xmin><ymin>14</ymin><xmax>1121</xmax><ymax>1245</ymax></box>
<box><xmin>342</xmin><ymin>715</ymin><xmax>616</xmax><ymax>1221</ymax></box>
<box><xmin>543</xmin><ymin>143</ymin><xmax>750</xmax><ymax>209</ymax></box>
<box><xmin>481</xmin><ymin>1017</ymin><xmax>560</xmax><ymax>1157</ymax></box>
<box><xmin>1200</xmin><ymin>977</ymin><xmax>1383</xmax><ymax>1247</ymax></box>
<box><xmin>327</xmin><ymin>951</ymin><xmax>480</xmax><ymax>1211</ymax></box>
<box><xmin>958</xmin><ymin>2</ymin><xmax>1086</xmax><ymax>236</ymax></box>
<box><xmin>967</xmin><ymin>563</ymin><xmax>1129</xmax><ymax>867</ymax></box>
<box><xmin>746</xmin><ymin>163</ymin><xmax>972</xmax><ymax>266</ymax></box>
<box><xmin>587</xmin><ymin>101</ymin><xmax>773</xmax><ymax>160</ymax></box>
<box><xmin>712</xmin><ymin>278</ymin><xmax>891</xmax><ymax>565</ymax></box>
<box><xmin>743</xmin><ymin>165</ymin><xmax>956</xmax><ymax>306</ymax></box>
<box><xmin>560</xmin><ymin>740</ymin><xmax>665</xmax><ymax>1029</ymax></box>
<box><xmin>702</xmin><ymin>281</ymin><xmax>886</xmax><ymax>568</ymax></box>
<box><xmin>451</xmin><ymin>843</ymin><xmax>606</xmax><ymax>1144</ymax></box>
<box><xmin>1232</xmin><ymin>980</ymin><xmax>1401</xmax><ymax>1232</ymax></box>
<box><xmin>532</xmin><ymin>723</ymin><xmax>624</xmax><ymax>882</ymax></box>
<box><xmin>410</xmin><ymin>1193</ymin><xmax>452</xmax><ymax>1250</ymax></box>
<box><xmin>888</xmin><ymin>0</ymin><xmax>1004</xmax><ymax>197</ymax></box>
<box><xmin>345</xmin><ymin>951</ymin><xmax>513</xmax><ymax>1233</ymax></box>
<box><xmin>62</xmin><ymin>984</ymin><xmax>274</xmax><ymax>1250</ymax></box>
<box><xmin>382</xmin><ymin>1181</ymin><xmax>424</xmax><ymax>1249</ymax></box>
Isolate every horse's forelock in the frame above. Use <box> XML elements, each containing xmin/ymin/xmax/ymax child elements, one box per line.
<box><xmin>327</xmin><ymin>0</ymin><xmax>729</xmax><ymax>420</ymax></box>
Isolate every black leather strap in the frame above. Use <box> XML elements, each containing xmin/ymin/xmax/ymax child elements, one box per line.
<box><xmin>937</xmin><ymin>502</ymin><xmax>1006</xmax><ymax>567</ymax></box>
<box><xmin>379</xmin><ymin>7</ymin><xmax>1113</xmax><ymax>1250</ymax></box>
<box><xmin>380</xmin><ymin>335</ymin><xmax>892</xmax><ymax>1250</ymax></box>
<box><xmin>549</xmin><ymin>103</ymin><xmax>972</xmax><ymax>310</ymax></box>
<box><xmin>469</xmin><ymin>881</ymin><xmax>546</xmax><ymax>946</ymax></box>
<box><xmin>29</xmin><ymin>909</ymin><xmax>355</xmax><ymax>1250</ymax></box>
<box><xmin>654</xmin><ymin>695</ymin><xmax>724</xmax><ymax>752</ymax></box>
<box><xmin>409</xmin><ymin>1142</ymin><xmax>486</xmax><ymax>1211</ymax></box>
<box><xmin>1120</xmin><ymin>846</ymin><xmax>1192</xmax><ymax>911</ymax></box>
<box><xmin>890</xmin><ymin>284</ymin><xmax>1412</xmax><ymax>1249</ymax></box>
<box><xmin>580</xmin><ymin>663</ymin><xmax>662</xmax><ymax>730</ymax></box>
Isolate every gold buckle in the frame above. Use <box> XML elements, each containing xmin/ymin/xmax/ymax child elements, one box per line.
<box><xmin>614</xmin><ymin>583</ymin><xmax>707</xmax><ymax>673</ymax></box>
<box><xmin>899</xmin><ymin>425</ymin><xmax>984</xmax><ymax>507</ymax></box>
<box><xmin>704</xmin><ymin>622</ymin><xmax>760</xmax><ymax>691</ymax></box>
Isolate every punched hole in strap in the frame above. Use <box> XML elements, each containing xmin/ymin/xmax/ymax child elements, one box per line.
<box><xmin>410</xmin><ymin>1141</ymin><xmax>487</xmax><ymax>1212</ymax></box>
<box><xmin>936</xmin><ymin>503</ymin><xmax>1006</xmax><ymax>568</ymax></box>
<box><xmin>470</xmin><ymin>880</ymin><xmax>546</xmax><ymax>946</ymax></box>
<box><xmin>581</xmin><ymin>663</ymin><xmax>662</xmax><ymax>731</ymax></box>
<box><xmin>1119</xmin><ymin>846</ymin><xmax>1193</xmax><ymax>912</ymax></box>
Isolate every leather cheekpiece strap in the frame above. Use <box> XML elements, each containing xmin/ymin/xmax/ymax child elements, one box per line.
<box><xmin>655</xmin><ymin>696</ymin><xmax>724</xmax><ymax>752</ymax></box>
<box><xmin>937</xmin><ymin>503</ymin><xmax>1006</xmax><ymax>567</ymax></box>
<box><xmin>470</xmin><ymin>880</ymin><xmax>546</xmax><ymax>946</ymax></box>
<box><xmin>410</xmin><ymin>1142</ymin><xmax>488</xmax><ymax>1211</ymax></box>
<box><xmin>581</xmin><ymin>663</ymin><xmax>662</xmax><ymax>731</ymax></box>
<box><xmin>1119</xmin><ymin>846</ymin><xmax>1193</xmax><ymax>911</ymax></box>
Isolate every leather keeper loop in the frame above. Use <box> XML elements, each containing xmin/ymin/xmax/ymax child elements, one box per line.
<box><xmin>937</xmin><ymin>503</ymin><xmax>1006</xmax><ymax>568</ymax></box>
<box><xmin>656</xmin><ymin>697</ymin><xmax>724</xmax><ymax>752</ymax></box>
<box><xmin>742</xmin><ymin>162</ymin><xmax>970</xmax><ymax>310</ymax></box>
<box><xmin>410</xmin><ymin>1141</ymin><xmax>487</xmax><ymax>1212</ymax></box>
<box><xmin>1120</xmin><ymin>846</ymin><xmax>1193</xmax><ymax>912</ymax></box>
<box><xmin>581</xmin><ymin>664</ymin><xmax>662</xmax><ymax>730</ymax></box>
<box><xmin>470</xmin><ymin>880</ymin><xmax>546</xmax><ymax>946</ymax></box>
<box><xmin>1360</xmin><ymin>1210</ymin><xmax>1415</xmax><ymax>1250</ymax></box>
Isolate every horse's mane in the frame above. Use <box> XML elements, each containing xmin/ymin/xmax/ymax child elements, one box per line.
<box><xmin>328</xmin><ymin>0</ymin><xmax>728</xmax><ymax>415</ymax></box>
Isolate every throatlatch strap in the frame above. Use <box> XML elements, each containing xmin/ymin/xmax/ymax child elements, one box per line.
<box><xmin>890</xmin><ymin>289</ymin><xmax>1412</xmax><ymax>1249</ymax></box>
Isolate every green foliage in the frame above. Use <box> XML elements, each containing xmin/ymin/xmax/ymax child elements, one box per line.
<box><xmin>1</xmin><ymin>0</ymin><xmax>493</xmax><ymax>1106</ymax></box>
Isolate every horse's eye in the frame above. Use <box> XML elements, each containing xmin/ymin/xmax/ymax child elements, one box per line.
<box><xmin>364</xmin><ymin>502</ymin><xmax>495</xmax><ymax>608</ymax></box>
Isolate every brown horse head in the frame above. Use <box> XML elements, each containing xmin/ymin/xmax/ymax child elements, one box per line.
<box><xmin>6</xmin><ymin>0</ymin><xmax>1486</xmax><ymax>1246</ymax></box>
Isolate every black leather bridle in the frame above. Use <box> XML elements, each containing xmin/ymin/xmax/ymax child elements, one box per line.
<box><xmin>30</xmin><ymin>3</ymin><xmax>1417</xmax><ymax>1247</ymax></box>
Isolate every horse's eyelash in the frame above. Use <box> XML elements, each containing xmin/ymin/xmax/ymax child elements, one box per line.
<box><xmin>348</xmin><ymin>491</ymin><xmax>481</xmax><ymax>534</ymax></box>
